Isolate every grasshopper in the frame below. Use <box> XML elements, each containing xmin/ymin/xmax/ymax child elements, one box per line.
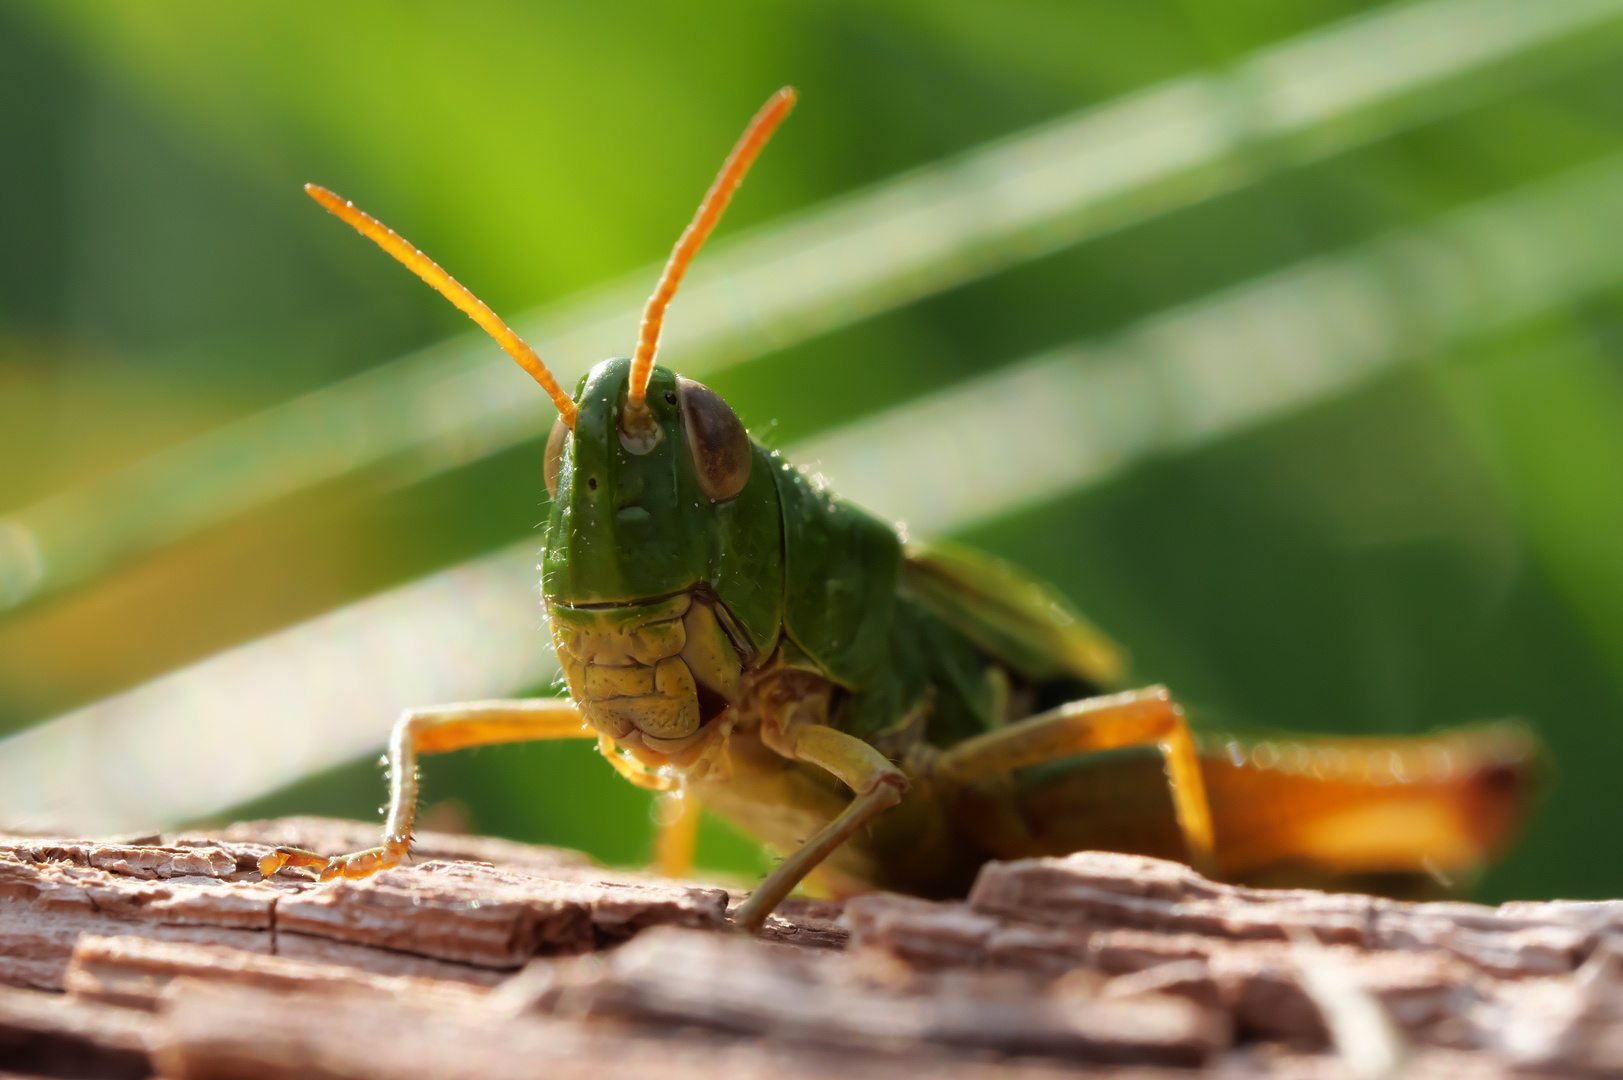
<box><xmin>260</xmin><ymin>88</ymin><xmax>1539</xmax><ymax>930</ymax></box>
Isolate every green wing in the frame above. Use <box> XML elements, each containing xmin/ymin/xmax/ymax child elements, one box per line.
<box><xmin>900</xmin><ymin>540</ymin><xmax>1127</xmax><ymax>687</ymax></box>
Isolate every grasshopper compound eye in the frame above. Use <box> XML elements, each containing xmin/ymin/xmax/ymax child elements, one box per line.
<box><xmin>677</xmin><ymin>377</ymin><xmax>750</xmax><ymax>501</ymax></box>
<box><xmin>544</xmin><ymin>416</ymin><xmax>568</xmax><ymax>499</ymax></box>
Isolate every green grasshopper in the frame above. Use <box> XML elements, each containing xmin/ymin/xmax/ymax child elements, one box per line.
<box><xmin>260</xmin><ymin>88</ymin><xmax>1538</xmax><ymax>930</ymax></box>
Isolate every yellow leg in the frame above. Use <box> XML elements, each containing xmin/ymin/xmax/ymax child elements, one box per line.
<box><xmin>653</xmin><ymin>791</ymin><xmax>702</xmax><ymax>879</ymax></box>
<box><xmin>732</xmin><ymin>697</ymin><xmax>908</xmax><ymax>933</ymax></box>
<box><xmin>933</xmin><ymin>685</ymin><xmax>1217</xmax><ymax>877</ymax></box>
<box><xmin>258</xmin><ymin>698</ymin><xmax>593</xmax><ymax>881</ymax></box>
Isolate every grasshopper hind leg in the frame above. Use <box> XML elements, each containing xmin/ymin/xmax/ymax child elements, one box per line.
<box><xmin>933</xmin><ymin>685</ymin><xmax>1218</xmax><ymax>877</ymax></box>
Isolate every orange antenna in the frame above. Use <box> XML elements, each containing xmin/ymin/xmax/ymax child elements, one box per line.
<box><xmin>627</xmin><ymin>86</ymin><xmax>797</xmax><ymax>412</ymax></box>
<box><xmin>305</xmin><ymin>183</ymin><xmax>578</xmax><ymax>430</ymax></box>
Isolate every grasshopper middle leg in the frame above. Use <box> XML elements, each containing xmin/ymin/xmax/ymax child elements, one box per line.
<box><xmin>258</xmin><ymin>698</ymin><xmax>594</xmax><ymax>881</ymax></box>
<box><xmin>731</xmin><ymin>681</ymin><xmax>909</xmax><ymax>933</ymax></box>
<box><xmin>933</xmin><ymin>685</ymin><xmax>1217</xmax><ymax>876</ymax></box>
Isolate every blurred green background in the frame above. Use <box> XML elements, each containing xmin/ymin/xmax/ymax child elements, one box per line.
<box><xmin>6</xmin><ymin>0</ymin><xmax>1623</xmax><ymax>901</ymax></box>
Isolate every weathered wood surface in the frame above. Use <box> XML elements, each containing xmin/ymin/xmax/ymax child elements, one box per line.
<box><xmin>3</xmin><ymin>818</ymin><xmax>1623</xmax><ymax>1077</ymax></box>
<box><xmin>0</xmin><ymin>816</ymin><xmax>733</xmax><ymax>991</ymax></box>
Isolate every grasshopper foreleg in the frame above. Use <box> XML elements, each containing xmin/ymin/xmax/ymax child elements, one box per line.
<box><xmin>653</xmin><ymin>790</ymin><xmax>703</xmax><ymax>879</ymax></box>
<box><xmin>932</xmin><ymin>685</ymin><xmax>1218</xmax><ymax>877</ymax></box>
<box><xmin>258</xmin><ymin>698</ymin><xmax>593</xmax><ymax>881</ymax></box>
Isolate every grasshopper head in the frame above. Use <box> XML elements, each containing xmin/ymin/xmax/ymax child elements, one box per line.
<box><xmin>540</xmin><ymin>356</ymin><xmax>751</xmax><ymax>604</ymax></box>
<box><xmin>540</xmin><ymin>357</ymin><xmax>778</xmax><ymax>753</ymax></box>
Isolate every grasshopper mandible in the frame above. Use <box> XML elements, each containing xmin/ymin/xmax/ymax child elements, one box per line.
<box><xmin>260</xmin><ymin>88</ymin><xmax>1539</xmax><ymax>929</ymax></box>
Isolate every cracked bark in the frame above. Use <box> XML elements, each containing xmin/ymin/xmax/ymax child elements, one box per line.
<box><xmin>4</xmin><ymin>818</ymin><xmax>1623</xmax><ymax>1077</ymax></box>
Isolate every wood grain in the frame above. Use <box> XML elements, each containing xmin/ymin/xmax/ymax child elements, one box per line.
<box><xmin>4</xmin><ymin>818</ymin><xmax>1622</xmax><ymax>1077</ymax></box>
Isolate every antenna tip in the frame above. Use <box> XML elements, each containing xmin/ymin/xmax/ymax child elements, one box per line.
<box><xmin>304</xmin><ymin>183</ymin><xmax>344</xmax><ymax>212</ymax></box>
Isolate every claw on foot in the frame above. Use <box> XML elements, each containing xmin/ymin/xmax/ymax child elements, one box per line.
<box><xmin>257</xmin><ymin>846</ymin><xmax>329</xmax><ymax>878</ymax></box>
<box><xmin>258</xmin><ymin>842</ymin><xmax>405</xmax><ymax>881</ymax></box>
